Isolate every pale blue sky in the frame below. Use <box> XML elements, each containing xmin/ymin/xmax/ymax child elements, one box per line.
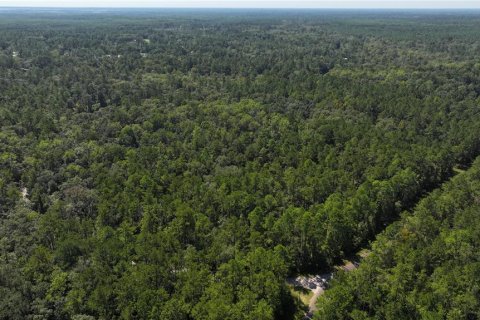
<box><xmin>1</xmin><ymin>0</ymin><xmax>480</xmax><ymax>8</ymax></box>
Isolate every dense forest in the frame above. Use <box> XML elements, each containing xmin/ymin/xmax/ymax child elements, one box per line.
<box><xmin>317</xmin><ymin>158</ymin><xmax>480</xmax><ymax>319</ymax></box>
<box><xmin>1</xmin><ymin>9</ymin><xmax>480</xmax><ymax>319</ymax></box>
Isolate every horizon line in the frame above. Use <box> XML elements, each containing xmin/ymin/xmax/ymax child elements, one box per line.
<box><xmin>2</xmin><ymin>6</ymin><xmax>480</xmax><ymax>9</ymax></box>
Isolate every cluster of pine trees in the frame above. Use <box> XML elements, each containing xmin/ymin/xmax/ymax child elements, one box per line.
<box><xmin>1</xmin><ymin>10</ymin><xmax>480</xmax><ymax>319</ymax></box>
<box><xmin>317</xmin><ymin>158</ymin><xmax>480</xmax><ymax>319</ymax></box>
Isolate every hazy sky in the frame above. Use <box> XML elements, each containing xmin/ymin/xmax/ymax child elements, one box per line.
<box><xmin>1</xmin><ymin>0</ymin><xmax>480</xmax><ymax>8</ymax></box>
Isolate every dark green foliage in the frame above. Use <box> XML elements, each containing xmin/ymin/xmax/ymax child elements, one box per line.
<box><xmin>1</xmin><ymin>9</ymin><xmax>480</xmax><ymax>319</ymax></box>
<box><xmin>317</xmin><ymin>158</ymin><xmax>480</xmax><ymax>319</ymax></box>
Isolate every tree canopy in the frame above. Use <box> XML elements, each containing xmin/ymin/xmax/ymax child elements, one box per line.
<box><xmin>317</xmin><ymin>158</ymin><xmax>480</xmax><ymax>320</ymax></box>
<box><xmin>1</xmin><ymin>9</ymin><xmax>480</xmax><ymax>319</ymax></box>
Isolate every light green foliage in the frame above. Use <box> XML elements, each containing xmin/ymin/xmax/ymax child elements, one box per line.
<box><xmin>1</xmin><ymin>10</ymin><xmax>480</xmax><ymax>320</ymax></box>
<box><xmin>317</xmin><ymin>159</ymin><xmax>480</xmax><ymax>319</ymax></box>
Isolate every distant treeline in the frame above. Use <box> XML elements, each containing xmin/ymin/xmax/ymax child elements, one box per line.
<box><xmin>1</xmin><ymin>11</ymin><xmax>480</xmax><ymax>320</ymax></box>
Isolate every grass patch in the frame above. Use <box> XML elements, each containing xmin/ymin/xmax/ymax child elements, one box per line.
<box><xmin>287</xmin><ymin>284</ymin><xmax>314</xmax><ymax>306</ymax></box>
